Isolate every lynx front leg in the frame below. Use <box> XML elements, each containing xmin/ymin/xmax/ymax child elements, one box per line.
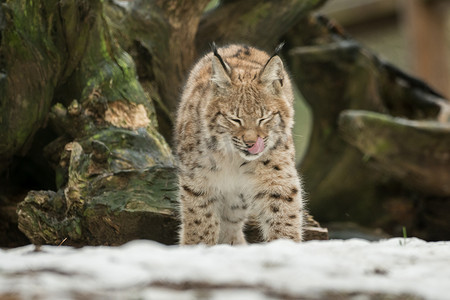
<box><xmin>254</xmin><ymin>185</ymin><xmax>304</xmax><ymax>242</ymax></box>
<box><xmin>218</xmin><ymin>193</ymin><xmax>249</xmax><ymax>245</ymax></box>
<box><xmin>179</xmin><ymin>184</ymin><xmax>220</xmax><ymax>245</ymax></box>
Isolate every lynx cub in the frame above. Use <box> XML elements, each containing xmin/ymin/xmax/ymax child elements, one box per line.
<box><xmin>175</xmin><ymin>43</ymin><xmax>303</xmax><ymax>245</ymax></box>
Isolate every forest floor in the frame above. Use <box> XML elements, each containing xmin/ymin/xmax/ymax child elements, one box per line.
<box><xmin>1</xmin><ymin>238</ymin><xmax>449</xmax><ymax>300</ymax></box>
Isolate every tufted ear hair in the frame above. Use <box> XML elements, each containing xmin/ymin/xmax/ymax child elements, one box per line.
<box><xmin>259</xmin><ymin>42</ymin><xmax>285</xmax><ymax>90</ymax></box>
<box><xmin>259</xmin><ymin>55</ymin><xmax>284</xmax><ymax>86</ymax></box>
<box><xmin>211</xmin><ymin>42</ymin><xmax>231</xmax><ymax>88</ymax></box>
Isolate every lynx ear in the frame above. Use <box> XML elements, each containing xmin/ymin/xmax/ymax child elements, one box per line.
<box><xmin>259</xmin><ymin>55</ymin><xmax>284</xmax><ymax>89</ymax></box>
<box><xmin>211</xmin><ymin>56</ymin><xmax>231</xmax><ymax>88</ymax></box>
<box><xmin>211</xmin><ymin>43</ymin><xmax>231</xmax><ymax>88</ymax></box>
<box><xmin>260</xmin><ymin>42</ymin><xmax>285</xmax><ymax>90</ymax></box>
<box><xmin>260</xmin><ymin>56</ymin><xmax>284</xmax><ymax>83</ymax></box>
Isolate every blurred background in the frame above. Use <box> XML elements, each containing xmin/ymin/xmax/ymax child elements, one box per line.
<box><xmin>321</xmin><ymin>0</ymin><xmax>450</xmax><ymax>98</ymax></box>
<box><xmin>296</xmin><ymin>0</ymin><xmax>450</xmax><ymax>158</ymax></box>
<box><xmin>292</xmin><ymin>0</ymin><xmax>450</xmax><ymax>240</ymax></box>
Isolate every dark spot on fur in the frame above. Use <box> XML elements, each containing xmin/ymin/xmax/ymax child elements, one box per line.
<box><xmin>271</xmin><ymin>205</ymin><xmax>279</xmax><ymax>213</ymax></box>
<box><xmin>262</xmin><ymin>159</ymin><xmax>271</xmax><ymax>166</ymax></box>
<box><xmin>270</xmin><ymin>193</ymin><xmax>281</xmax><ymax>199</ymax></box>
<box><xmin>273</xmin><ymin>165</ymin><xmax>281</xmax><ymax>171</ymax></box>
<box><xmin>207</xmin><ymin>135</ymin><xmax>218</xmax><ymax>150</ymax></box>
<box><xmin>194</xmin><ymin>219</ymin><xmax>202</xmax><ymax>225</ymax></box>
<box><xmin>285</xmin><ymin>196</ymin><xmax>293</xmax><ymax>202</ymax></box>
<box><xmin>291</xmin><ymin>188</ymin><xmax>298</xmax><ymax>195</ymax></box>
<box><xmin>288</xmin><ymin>214</ymin><xmax>297</xmax><ymax>219</ymax></box>
<box><xmin>190</xmin><ymin>163</ymin><xmax>204</xmax><ymax>171</ymax></box>
<box><xmin>243</xmin><ymin>45</ymin><xmax>251</xmax><ymax>56</ymax></box>
<box><xmin>232</xmin><ymin>49</ymin><xmax>243</xmax><ymax>58</ymax></box>
<box><xmin>199</xmin><ymin>197</ymin><xmax>217</xmax><ymax>208</ymax></box>
<box><xmin>188</xmin><ymin>208</ymin><xmax>195</xmax><ymax>213</ymax></box>
<box><xmin>285</xmin><ymin>223</ymin><xmax>293</xmax><ymax>227</ymax></box>
<box><xmin>240</xmin><ymin>161</ymin><xmax>249</xmax><ymax>167</ymax></box>
<box><xmin>205</xmin><ymin>212</ymin><xmax>212</xmax><ymax>218</ymax></box>
<box><xmin>254</xmin><ymin>192</ymin><xmax>266</xmax><ymax>199</ymax></box>
<box><xmin>182</xmin><ymin>185</ymin><xmax>204</xmax><ymax>197</ymax></box>
<box><xmin>275</xmin><ymin>222</ymin><xmax>281</xmax><ymax>226</ymax></box>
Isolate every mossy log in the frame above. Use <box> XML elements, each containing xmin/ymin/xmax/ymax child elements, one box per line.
<box><xmin>18</xmin><ymin>141</ymin><xmax>326</xmax><ymax>246</ymax></box>
<box><xmin>339</xmin><ymin>110</ymin><xmax>450</xmax><ymax>196</ymax></box>
<box><xmin>286</xmin><ymin>16</ymin><xmax>450</xmax><ymax>239</ymax></box>
<box><xmin>2</xmin><ymin>0</ymin><xmax>174</xmax><ymax>245</ymax></box>
<box><xmin>6</xmin><ymin>0</ymin><xmax>328</xmax><ymax>246</ymax></box>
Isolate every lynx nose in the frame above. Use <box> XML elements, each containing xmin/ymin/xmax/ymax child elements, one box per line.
<box><xmin>245</xmin><ymin>140</ymin><xmax>256</xmax><ymax>148</ymax></box>
<box><xmin>243</xmin><ymin>130</ymin><xmax>258</xmax><ymax>147</ymax></box>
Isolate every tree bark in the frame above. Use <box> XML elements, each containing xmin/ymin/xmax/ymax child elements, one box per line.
<box><xmin>286</xmin><ymin>15</ymin><xmax>450</xmax><ymax>239</ymax></box>
<box><xmin>1</xmin><ymin>0</ymin><xmax>174</xmax><ymax>246</ymax></box>
<box><xmin>339</xmin><ymin>110</ymin><xmax>450</xmax><ymax>196</ymax></box>
<box><xmin>3</xmin><ymin>0</ymin><xmax>328</xmax><ymax>246</ymax></box>
<box><xmin>196</xmin><ymin>0</ymin><xmax>326</xmax><ymax>52</ymax></box>
<box><xmin>5</xmin><ymin>0</ymin><xmax>449</xmax><ymax>245</ymax></box>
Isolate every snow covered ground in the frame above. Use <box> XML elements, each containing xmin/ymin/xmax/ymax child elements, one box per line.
<box><xmin>1</xmin><ymin>238</ymin><xmax>449</xmax><ymax>299</ymax></box>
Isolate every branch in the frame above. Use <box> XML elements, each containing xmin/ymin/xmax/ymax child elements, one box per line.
<box><xmin>196</xmin><ymin>0</ymin><xmax>327</xmax><ymax>51</ymax></box>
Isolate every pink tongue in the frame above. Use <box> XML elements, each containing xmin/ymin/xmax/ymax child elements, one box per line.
<box><xmin>248</xmin><ymin>137</ymin><xmax>265</xmax><ymax>155</ymax></box>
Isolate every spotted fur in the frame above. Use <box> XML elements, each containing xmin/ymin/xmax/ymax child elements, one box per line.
<box><xmin>175</xmin><ymin>44</ymin><xmax>304</xmax><ymax>245</ymax></box>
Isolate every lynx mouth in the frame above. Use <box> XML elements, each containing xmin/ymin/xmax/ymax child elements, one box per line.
<box><xmin>247</xmin><ymin>137</ymin><xmax>265</xmax><ymax>155</ymax></box>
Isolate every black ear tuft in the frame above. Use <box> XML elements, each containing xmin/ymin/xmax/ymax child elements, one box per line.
<box><xmin>259</xmin><ymin>42</ymin><xmax>286</xmax><ymax>91</ymax></box>
<box><xmin>262</xmin><ymin>42</ymin><xmax>285</xmax><ymax>72</ymax></box>
<box><xmin>211</xmin><ymin>42</ymin><xmax>229</xmax><ymax>74</ymax></box>
<box><xmin>273</xmin><ymin>41</ymin><xmax>285</xmax><ymax>57</ymax></box>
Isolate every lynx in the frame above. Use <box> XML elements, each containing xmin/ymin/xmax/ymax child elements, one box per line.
<box><xmin>175</xmin><ymin>43</ymin><xmax>304</xmax><ymax>245</ymax></box>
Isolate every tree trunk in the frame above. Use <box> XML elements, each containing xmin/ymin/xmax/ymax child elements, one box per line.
<box><xmin>3</xmin><ymin>0</ymin><xmax>449</xmax><ymax>245</ymax></box>
<box><xmin>286</xmin><ymin>15</ymin><xmax>450</xmax><ymax>239</ymax></box>
<box><xmin>2</xmin><ymin>0</ymin><xmax>328</xmax><ymax>246</ymax></box>
<box><xmin>1</xmin><ymin>0</ymin><xmax>174</xmax><ymax>246</ymax></box>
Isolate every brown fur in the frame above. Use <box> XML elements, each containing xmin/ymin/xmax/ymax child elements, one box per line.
<box><xmin>175</xmin><ymin>44</ymin><xmax>303</xmax><ymax>245</ymax></box>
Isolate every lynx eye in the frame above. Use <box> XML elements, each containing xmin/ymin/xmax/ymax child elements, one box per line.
<box><xmin>227</xmin><ymin>116</ymin><xmax>243</xmax><ymax>126</ymax></box>
<box><xmin>257</xmin><ymin>113</ymin><xmax>273</xmax><ymax>125</ymax></box>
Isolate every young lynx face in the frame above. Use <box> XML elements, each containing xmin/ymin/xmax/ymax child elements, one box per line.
<box><xmin>205</xmin><ymin>45</ymin><xmax>293</xmax><ymax>161</ymax></box>
<box><xmin>176</xmin><ymin>44</ymin><xmax>303</xmax><ymax>245</ymax></box>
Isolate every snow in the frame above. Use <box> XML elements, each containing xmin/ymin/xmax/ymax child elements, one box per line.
<box><xmin>1</xmin><ymin>238</ymin><xmax>449</xmax><ymax>299</ymax></box>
